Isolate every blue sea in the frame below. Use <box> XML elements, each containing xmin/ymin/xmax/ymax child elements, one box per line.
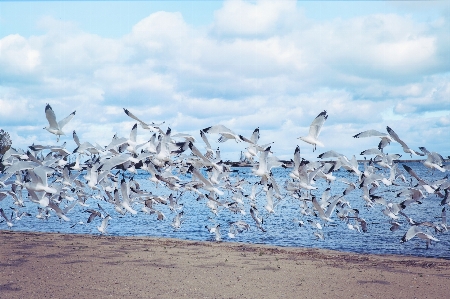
<box><xmin>1</xmin><ymin>162</ymin><xmax>449</xmax><ymax>259</ymax></box>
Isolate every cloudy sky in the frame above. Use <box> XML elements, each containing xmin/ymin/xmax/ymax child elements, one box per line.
<box><xmin>1</xmin><ymin>0</ymin><xmax>449</xmax><ymax>161</ymax></box>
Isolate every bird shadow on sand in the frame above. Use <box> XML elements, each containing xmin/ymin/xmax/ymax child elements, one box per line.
<box><xmin>0</xmin><ymin>282</ymin><xmax>21</xmax><ymax>292</ymax></box>
<box><xmin>357</xmin><ymin>280</ymin><xmax>390</xmax><ymax>285</ymax></box>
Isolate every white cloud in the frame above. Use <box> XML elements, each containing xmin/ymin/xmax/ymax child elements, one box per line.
<box><xmin>0</xmin><ymin>34</ymin><xmax>40</xmax><ymax>73</ymax></box>
<box><xmin>212</xmin><ymin>0</ymin><xmax>298</xmax><ymax>37</ymax></box>
<box><xmin>0</xmin><ymin>98</ymin><xmax>29</xmax><ymax>119</ymax></box>
<box><xmin>0</xmin><ymin>1</ymin><xmax>449</xmax><ymax>159</ymax></box>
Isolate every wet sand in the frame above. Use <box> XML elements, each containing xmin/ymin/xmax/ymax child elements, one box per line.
<box><xmin>1</xmin><ymin>230</ymin><xmax>449</xmax><ymax>298</ymax></box>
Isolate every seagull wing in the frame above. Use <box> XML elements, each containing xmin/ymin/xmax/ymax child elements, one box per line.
<box><xmin>360</xmin><ymin>148</ymin><xmax>383</xmax><ymax>156</ymax></box>
<box><xmin>48</xmin><ymin>202</ymin><xmax>70</xmax><ymax>221</ymax></box>
<box><xmin>202</xmin><ymin>124</ymin><xmax>233</xmax><ymax>135</ymax></box>
<box><xmin>353</xmin><ymin>129</ymin><xmax>387</xmax><ymax>138</ymax></box>
<box><xmin>312</xmin><ymin>196</ymin><xmax>332</xmax><ymax>222</ymax></box>
<box><xmin>58</xmin><ymin>111</ymin><xmax>76</xmax><ymax>129</ymax></box>
<box><xmin>188</xmin><ymin>142</ymin><xmax>212</xmax><ymax>164</ymax></box>
<box><xmin>0</xmin><ymin>208</ymin><xmax>10</xmax><ymax>222</ymax></box>
<box><xmin>105</xmin><ymin>137</ymin><xmax>128</xmax><ymax>151</ymax></box>
<box><xmin>123</xmin><ymin>108</ymin><xmax>148</xmax><ymax>126</ymax></box>
<box><xmin>250</xmin><ymin>127</ymin><xmax>260</xmax><ymax>143</ymax></box>
<box><xmin>402</xmin><ymin>164</ymin><xmax>427</xmax><ymax>185</ymax></box>
<box><xmin>200</xmin><ymin>130</ymin><xmax>212</xmax><ymax>149</ymax></box>
<box><xmin>4</xmin><ymin>161</ymin><xmax>40</xmax><ymax>173</ymax></box>
<box><xmin>129</xmin><ymin>123</ymin><xmax>138</xmax><ymax>143</ymax></box>
<box><xmin>264</xmin><ymin>185</ymin><xmax>274</xmax><ymax>213</ymax></box>
<box><xmin>45</xmin><ymin>104</ymin><xmax>58</xmax><ymax>129</ymax></box>
<box><xmin>72</xmin><ymin>130</ymin><xmax>81</xmax><ymax>146</ymax></box>
<box><xmin>317</xmin><ymin>150</ymin><xmax>343</xmax><ymax>159</ymax></box>
<box><xmin>120</xmin><ymin>178</ymin><xmax>137</xmax><ymax>214</ymax></box>
<box><xmin>293</xmin><ymin>146</ymin><xmax>301</xmax><ymax>168</ymax></box>
<box><xmin>86</xmin><ymin>210</ymin><xmax>100</xmax><ymax>223</ymax></box>
<box><xmin>308</xmin><ymin>110</ymin><xmax>328</xmax><ymax>139</ymax></box>
<box><xmin>98</xmin><ymin>215</ymin><xmax>110</xmax><ymax>233</ymax></box>
<box><xmin>386</xmin><ymin>126</ymin><xmax>410</xmax><ymax>151</ymax></box>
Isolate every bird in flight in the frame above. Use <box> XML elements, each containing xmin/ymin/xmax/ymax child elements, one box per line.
<box><xmin>43</xmin><ymin>104</ymin><xmax>76</xmax><ymax>142</ymax></box>
<box><xmin>298</xmin><ymin>110</ymin><xmax>328</xmax><ymax>151</ymax></box>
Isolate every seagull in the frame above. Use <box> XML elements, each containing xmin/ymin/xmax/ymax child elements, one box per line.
<box><xmin>264</xmin><ymin>184</ymin><xmax>276</xmax><ymax>214</ymax></box>
<box><xmin>23</xmin><ymin>166</ymin><xmax>58</xmax><ymax>194</ymax></box>
<box><xmin>199</xmin><ymin>130</ymin><xmax>214</xmax><ymax>159</ymax></box>
<box><xmin>243</xmin><ymin>127</ymin><xmax>260</xmax><ymax>159</ymax></box>
<box><xmin>171</xmin><ymin>211</ymin><xmax>184</xmax><ymax>230</ymax></box>
<box><xmin>250</xmin><ymin>207</ymin><xmax>266</xmax><ymax>232</ymax></box>
<box><xmin>312</xmin><ymin>195</ymin><xmax>341</xmax><ymax>222</ymax></box>
<box><xmin>72</xmin><ymin>131</ymin><xmax>101</xmax><ymax>155</ymax></box>
<box><xmin>386</xmin><ymin>126</ymin><xmax>423</xmax><ymax>158</ymax></box>
<box><xmin>10</xmin><ymin>207</ymin><xmax>31</xmax><ymax>221</ymax></box>
<box><xmin>252</xmin><ymin>146</ymin><xmax>281</xmax><ymax>179</ymax></box>
<box><xmin>3</xmin><ymin>160</ymin><xmax>41</xmax><ymax>174</ymax></box>
<box><xmin>353</xmin><ymin>129</ymin><xmax>392</xmax><ymax>151</ymax></box>
<box><xmin>47</xmin><ymin>201</ymin><xmax>70</xmax><ymax>222</ymax></box>
<box><xmin>419</xmin><ymin>147</ymin><xmax>446</xmax><ymax>172</ymax></box>
<box><xmin>202</xmin><ymin>124</ymin><xmax>249</xmax><ymax>143</ymax></box>
<box><xmin>85</xmin><ymin>209</ymin><xmax>102</xmax><ymax>223</ymax></box>
<box><xmin>400</xmin><ymin>226</ymin><xmax>439</xmax><ymax>249</ymax></box>
<box><xmin>298</xmin><ymin>110</ymin><xmax>328</xmax><ymax>151</ymax></box>
<box><xmin>36</xmin><ymin>207</ymin><xmax>50</xmax><ymax>220</ymax></box>
<box><xmin>120</xmin><ymin>178</ymin><xmax>138</xmax><ymax>215</ymax></box>
<box><xmin>187</xmin><ymin>165</ymin><xmax>224</xmax><ymax>196</ymax></box>
<box><xmin>43</xmin><ymin>104</ymin><xmax>76</xmax><ymax>142</ymax></box>
<box><xmin>389</xmin><ymin>221</ymin><xmax>401</xmax><ymax>232</ymax></box>
<box><xmin>123</xmin><ymin>108</ymin><xmax>164</xmax><ymax>132</ymax></box>
<box><xmin>97</xmin><ymin>215</ymin><xmax>111</xmax><ymax>234</ymax></box>
<box><xmin>205</xmin><ymin>223</ymin><xmax>222</xmax><ymax>241</ymax></box>
<box><xmin>402</xmin><ymin>164</ymin><xmax>435</xmax><ymax>193</ymax></box>
<box><xmin>0</xmin><ymin>208</ymin><xmax>14</xmax><ymax>228</ymax></box>
<box><xmin>318</xmin><ymin>150</ymin><xmax>361</xmax><ymax>177</ymax></box>
<box><xmin>441</xmin><ymin>207</ymin><xmax>447</xmax><ymax>231</ymax></box>
<box><xmin>314</xmin><ymin>230</ymin><xmax>325</xmax><ymax>240</ymax></box>
<box><xmin>245</xmin><ymin>183</ymin><xmax>262</xmax><ymax>206</ymax></box>
<box><xmin>188</xmin><ymin>142</ymin><xmax>221</xmax><ymax>170</ymax></box>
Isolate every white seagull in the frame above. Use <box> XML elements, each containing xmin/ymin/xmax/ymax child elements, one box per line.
<box><xmin>0</xmin><ymin>208</ymin><xmax>14</xmax><ymax>228</ymax></box>
<box><xmin>43</xmin><ymin>104</ymin><xmax>76</xmax><ymax>142</ymax></box>
<box><xmin>298</xmin><ymin>110</ymin><xmax>328</xmax><ymax>151</ymax></box>
<box><xmin>97</xmin><ymin>215</ymin><xmax>111</xmax><ymax>234</ymax></box>
<box><xmin>353</xmin><ymin>129</ymin><xmax>392</xmax><ymax>151</ymax></box>
<box><xmin>386</xmin><ymin>126</ymin><xmax>424</xmax><ymax>158</ymax></box>
<box><xmin>123</xmin><ymin>108</ymin><xmax>164</xmax><ymax>132</ymax></box>
<box><xmin>401</xmin><ymin>226</ymin><xmax>439</xmax><ymax>249</ymax></box>
<box><xmin>202</xmin><ymin>124</ymin><xmax>250</xmax><ymax>143</ymax></box>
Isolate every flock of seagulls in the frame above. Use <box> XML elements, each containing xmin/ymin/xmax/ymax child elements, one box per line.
<box><xmin>1</xmin><ymin>105</ymin><xmax>449</xmax><ymax>250</ymax></box>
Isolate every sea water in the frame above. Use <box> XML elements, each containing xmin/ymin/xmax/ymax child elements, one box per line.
<box><xmin>1</xmin><ymin>162</ymin><xmax>449</xmax><ymax>259</ymax></box>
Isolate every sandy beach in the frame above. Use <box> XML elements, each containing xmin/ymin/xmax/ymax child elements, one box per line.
<box><xmin>1</xmin><ymin>231</ymin><xmax>449</xmax><ymax>299</ymax></box>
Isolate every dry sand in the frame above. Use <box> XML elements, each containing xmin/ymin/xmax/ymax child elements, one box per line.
<box><xmin>1</xmin><ymin>231</ymin><xmax>449</xmax><ymax>299</ymax></box>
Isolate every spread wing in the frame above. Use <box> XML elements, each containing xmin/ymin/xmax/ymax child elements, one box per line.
<box><xmin>45</xmin><ymin>104</ymin><xmax>58</xmax><ymax>129</ymax></box>
<box><xmin>353</xmin><ymin>129</ymin><xmax>387</xmax><ymax>138</ymax></box>
<box><xmin>58</xmin><ymin>111</ymin><xmax>76</xmax><ymax>129</ymax></box>
<box><xmin>308</xmin><ymin>110</ymin><xmax>328</xmax><ymax>139</ymax></box>
<box><xmin>124</xmin><ymin>108</ymin><xmax>148</xmax><ymax>126</ymax></box>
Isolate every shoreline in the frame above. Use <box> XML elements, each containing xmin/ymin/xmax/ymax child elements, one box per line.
<box><xmin>228</xmin><ymin>159</ymin><xmax>450</xmax><ymax>167</ymax></box>
<box><xmin>2</xmin><ymin>230</ymin><xmax>450</xmax><ymax>298</ymax></box>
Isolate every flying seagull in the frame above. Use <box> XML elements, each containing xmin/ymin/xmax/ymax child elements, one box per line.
<box><xmin>386</xmin><ymin>126</ymin><xmax>424</xmax><ymax>158</ymax></box>
<box><xmin>43</xmin><ymin>104</ymin><xmax>76</xmax><ymax>142</ymax></box>
<box><xmin>400</xmin><ymin>226</ymin><xmax>439</xmax><ymax>249</ymax></box>
<box><xmin>123</xmin><ymin>108</ymin><xmax>164</xmax><ymax>132</ymax></box>
<box><xmin>97</xmin><ymin>215</ymin><xmax>111</xmax><ymax>234</ymax></box>
<box><xmin>353</xmin><ymin>129</ymin><xmax>392</xmax><ymax>151</ymax></box>
<box><xmin>202</xmin><ymin>124</ymin><xmax>251</xmax><ymax>143</ymax></box>
<box><xmin>298</xmin><ymin>110</ymin><xmax>328</xmax><ymax>151</ymax></box>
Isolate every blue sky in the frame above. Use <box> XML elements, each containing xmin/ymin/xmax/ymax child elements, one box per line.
<box><xmin>0</xmin><ymin>0</ymin><xmax>449</xmax><ymax>161</ymax></box>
